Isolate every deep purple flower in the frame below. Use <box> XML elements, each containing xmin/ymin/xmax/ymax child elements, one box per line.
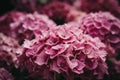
<box><xmin>80</xmin><ymin>0</ymin><xmax>120</xmax><ymax>18</ymax></box>
<box><xmin>12</xmin><ymin>0</ymin><xmax>37</xmax><ymax>12</ymax></box>
<box><xmin>39</xmin><ymin>1</ymin><xmax>81</xmax><ymax>25</ymax></box>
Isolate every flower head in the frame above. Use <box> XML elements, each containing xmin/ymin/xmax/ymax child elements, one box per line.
<box><xmin>39</xmin><ymin>1</ymin><xmax>80</xmax><ymax>25</ymax></box>
<box><xmin>79</xmin><ymin>12</ymin><xmax>120</xmax><ymax>51</ymax></box>
<box><xmin>19</xmin><ymin>24</ymin><xmax>108</xmax><ymax>80</ymax></box>
<box><xmin>0</xmin><ymin>33</ymin><xmax>22</xmax><ymax>69</ymax></box>
<box><xmin>0</xmin><ymin>11</ymin><xmax>56</xmax><ymax>45</ymax></box>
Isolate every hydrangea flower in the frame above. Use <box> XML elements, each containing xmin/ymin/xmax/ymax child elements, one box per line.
<box><xmin>0</xmin><ymin>11</ymin><xmax>25</xmax><ymax>36</ymax></box>
<box><xmin>0</xmin><ymin>33</ymin><xmax>21</xmax><ymax>69</ymax></box>
<box><xmin>80</xmin><ymin>0</ymin><xmax>120</xmax><ymax>18</ymax></box>
<box><xmin>0</xmin><ymin>11</ymin><xmax>56</xmax><ymax>45</ymax></box>
<box><xmin>19</xmin><ymin>24</ymin><xmax>108</xmax><ymax>80</ymax></box>
<box><xmin>79</xmin><ymin>12</ymin><xmax>120</xmax><ymax>51</ymax></box>
<box><xmin>39</xmin><ymin>1</ymin><xmax>81</xmax><ymax>25</ymax></box>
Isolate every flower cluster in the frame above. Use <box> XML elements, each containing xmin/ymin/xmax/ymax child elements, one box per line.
<box><xmin>79</xmin><ymin>12</ymin><xmax>120</xmax><ymax>51</ymax></box>
<box><xmin>19</xmin><ymin>24</ymin><xmax>108</xmax><ymax>80</ymax></box>
<box><xmin>80</xmin><ymin>0</ymin><xmax>120</xmax><ymax>18</ymax></box>
<box><xmin>39</xmin><ymin>1</ymin><xmax>77</xmax><ymax>25</ymax></box>
<box><xmin>0</xmin><ymin>33</ymin><xmax>20</xmax><ymax>69</ymax></box>
<box><xmin>0</xmin><ymin>11</ymin><xmax>25</xmax><ymax>36</ymax></box>
<box><xmin>0</xmin><ymin>11</ymin><xmax>56</xmax><ymax>45</ymax></box>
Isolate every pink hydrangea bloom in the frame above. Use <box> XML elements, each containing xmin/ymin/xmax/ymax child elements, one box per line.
<box><xmin>80</xmin><ymin>0</ymin><xmax>120</xmax><ymax>18</ymax></box>
<box><xmin>79</xmin><ymin>12</ymin><xmax>120</xmax><ymax>51</ymax></box>
<box><xmin>0</xmin><ymin>68</ymin><xmax>14</xmax><ymax>80</ymax></box>
<box><xmin>0</xmin><ymin>11</ymin><xmax>25</xmax><ymax>36</ymax></box>
<box><xmin>0</xmin><ymin>33</ymin><xmax>22</xmax><ymax>69</ymax></box>
<box><xmin>19</xmin><ymin>24</ymin><xmax>108</xmax><ymax>80</ymax></box>
<box><xmin>0</xmin><ymin>11</ymin><xmax>56</xmax><ymax>45</ymax></box>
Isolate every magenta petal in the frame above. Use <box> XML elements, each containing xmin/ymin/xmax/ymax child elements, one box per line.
<box><xmin>35</xmin><ymin>50</ymin><xmax>49</xmax><ymax>65</ymax></box>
